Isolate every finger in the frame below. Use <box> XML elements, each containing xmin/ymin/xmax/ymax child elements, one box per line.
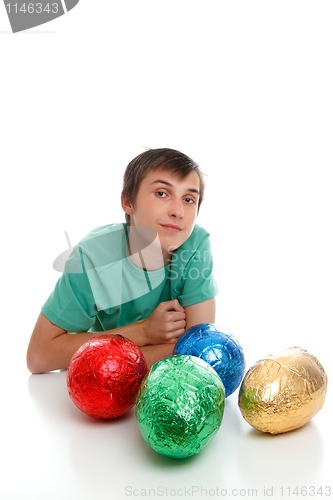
<box><xmin>172</xmin><ymin>327</ymin><xmax>186</xmax><ymax>340</ymax></box>
<box><xmin>168</xmin><ymin>322</ymin><xmax>185</xmax><ymax>340</ymax></box>
<box><xmin>171</xmin><ymin>299</ymin><xmax>185</xmax><ymax>312</ymax></box>
<box><xmin>163</xmin><ymin>323</ymin><xmax>185</xmax><ymax>341</ymax></box>
<box><xmin>160</xmin><ymin>299</ymin><xmax>184</xmax><ymax>312</ymax></box>
<box><xmin>164</xmin><ymin>336</ymin><xmax>180</xmax><ymax>345</ymax></box>
<box><xmin>174</xmin><ymin>319</ymin><xmax>186</xmax><ymax>329</ymax></box>
<box><xmin>167</xmin><ymin>311</ymin><xmax>186</xmax><ymax>322</ymax></box>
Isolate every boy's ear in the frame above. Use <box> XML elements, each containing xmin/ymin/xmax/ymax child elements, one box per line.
<box><xmin>121</xmin><ymin>192</ymin><xmax>134</xmax><ymax>215</ymax></box>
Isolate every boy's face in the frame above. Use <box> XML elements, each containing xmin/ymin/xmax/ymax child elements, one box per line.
<box><xmin>123</xmin><ymin>167</ymin><xmax>200</xmax><ymax>259</ymax></box>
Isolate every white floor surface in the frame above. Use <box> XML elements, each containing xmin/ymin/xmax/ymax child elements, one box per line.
<box><xmin>2</xmin><ymin>343</ymin><xmax>331</xmax><ymax>500</ymax></box>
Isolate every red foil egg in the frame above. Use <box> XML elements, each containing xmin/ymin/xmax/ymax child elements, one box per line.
<box><xmin>67</xmin><ymin>335</ymin><xmax>147</xmax><ymax>419</ymax></box>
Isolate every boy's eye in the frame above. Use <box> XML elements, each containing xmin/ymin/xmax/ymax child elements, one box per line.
<box><xmin>155</xmin><ymin>192</ymin><xmax>196</xmax><ymax>204</ymax></box>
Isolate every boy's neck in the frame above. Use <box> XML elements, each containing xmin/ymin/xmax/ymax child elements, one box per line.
<box><xmin>126</xmin><ymin>224</ymin><xmax>172</xmax><ymax>271</ymax></box>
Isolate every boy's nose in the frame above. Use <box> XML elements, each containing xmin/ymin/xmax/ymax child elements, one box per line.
<box><xmin>169</xmin><ymin>199</ymin><xmax>184</xmax><ymax>218</ymax></box>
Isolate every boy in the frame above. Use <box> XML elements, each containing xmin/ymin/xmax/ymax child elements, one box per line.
<box><xmin>27</xmin><ymin>148</ymin><xmax>218</xmax><ymax>373</ymax></box>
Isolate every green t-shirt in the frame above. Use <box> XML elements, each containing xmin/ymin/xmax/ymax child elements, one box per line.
<box><xmin>41</xmin><ymin>223</ymin><xmax>218</xmax><ymax>333</ymax></box>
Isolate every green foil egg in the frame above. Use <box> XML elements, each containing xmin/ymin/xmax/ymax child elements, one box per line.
<box><xmin>135</xmin><ymin>355</ymin><xmax>225</xmax><ymax>458</ymax></box>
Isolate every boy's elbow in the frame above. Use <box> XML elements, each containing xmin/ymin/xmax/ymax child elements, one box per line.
<box><xmin>26</xmin><ymin>350</ymin><xmax>44</xmax><ymax>374</ymax></box>
<box><xmin>27</xmin><ymin>312</ymin><xmax>69</xmax><ymax>374</ymax></box>
<box><xmin>26</xmin><ymin>344</ymin><xmax>49</xmax><ymax>374</ymax></box>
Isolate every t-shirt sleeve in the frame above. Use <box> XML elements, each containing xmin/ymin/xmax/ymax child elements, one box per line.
<box><xmin>41</xmin><ymin>245</ymin><xmax>99</xmax><ymax>332</ymax></box>
<box><xmin>176</xmin><ymin>234</ymin><xmax>219</xmax><ymax>308</ymax></box>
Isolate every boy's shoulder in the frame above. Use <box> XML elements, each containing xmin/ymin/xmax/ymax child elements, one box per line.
<box><xmin>189</xmin><ymin>223</ymin><xmax>210</xmax><ymax>240</ymax></box>
<box><xmin>176</xmin><ymin>223</ymin><xmax>211</xmax><ymax>253</ymax></box>
<box><xmin>79</xmin><ymin>223</ymin><xmax>126</xmax><ymax>244</ymax></box>
<box><xmin>75</xmin><ymin>223</ymin><xmax>127</xmax><ymax>268</ymax></box>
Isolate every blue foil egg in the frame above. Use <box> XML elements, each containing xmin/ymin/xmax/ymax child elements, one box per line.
<box><xmin>173</xmin><ymin>323</ymin><xmax>246</xmax><ymax>397</ymax></box>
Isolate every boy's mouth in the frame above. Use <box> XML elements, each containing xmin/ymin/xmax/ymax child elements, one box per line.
<box><xmin>160</xmin><ymin>224</ymin><xmax>182</xmax><ymax>233</ymax></box>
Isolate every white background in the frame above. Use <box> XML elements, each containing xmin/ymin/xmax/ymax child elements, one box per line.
<box><xmin>1</xmin><ymin>2</ymin><xmax>332</xmax><ymax>500</ymax></box>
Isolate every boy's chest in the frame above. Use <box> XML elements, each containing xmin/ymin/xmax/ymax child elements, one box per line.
<box><xmin>95</xmin><ymin>276</ymin><xmax>172</xmax><ymax>331</ymax></box>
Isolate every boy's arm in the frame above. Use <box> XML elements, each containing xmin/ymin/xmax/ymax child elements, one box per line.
<box><xmin>26</xmin><ymin>312</ymin><xmax>148</xmax><ymax>374</ymax></box>
<box><xmin>27</xmin><ymin>299</ymin><xmax>186</xmax><ymax>374</ymax></box>
<box><xmin>183</xmin><ymin>297</ymin><xmax>216</xmax><ymax>330</ymax></box>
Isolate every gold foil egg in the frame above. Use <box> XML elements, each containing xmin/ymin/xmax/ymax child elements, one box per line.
<box><xmin>238</xmin><ymin>347</ymin><xmax>328</xmax><ymax>434</ymax></box>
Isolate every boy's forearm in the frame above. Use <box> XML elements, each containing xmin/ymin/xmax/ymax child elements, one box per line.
<box><xmin>104</xmin><ymin>319</ymin><xmax>147</xmax><ymax>346</ymax></box>
<box><xmin>31</xmin><ymin>320</ymin><xmax>147</xmax><ymax>373</ymax></box>
<box><xmin>43</xmin><ymin>329</ymin><xmax>174</xmax><ymax>374</ymax></box>
<box><xmin>102</xmin><ymin>322</ymin><xmax>177</xmax><ymax>370</ymax></box>
<box><xmin>47</xmin><ymin>331</ymin><xmax>97</xmax><ymax>372</ymax></box>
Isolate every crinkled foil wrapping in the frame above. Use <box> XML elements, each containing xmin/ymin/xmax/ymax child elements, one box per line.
<box><xmin>238</xmin><ymin>346</ymin><xmax>328</xmax><ymax>434</ymax></box>
<box><xmin>135</xmin><ymin>355</ymin><xmax>225</xmax><ymax>458</ymax></box>
<box><xmin>67</xmin><ymin>335</ymin><xmax>147</xmax><ymax>419</ymax></box>
<box><xmin>173</xmin><ymin>323</ymin><xmax>246</xmax><ymax>397</ymax></box>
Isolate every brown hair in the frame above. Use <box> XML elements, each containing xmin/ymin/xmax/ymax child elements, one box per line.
<box><xmin>122</xmin><ymin>148</ymin><xmax>205</xmax><ymax>225</ymax></box>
